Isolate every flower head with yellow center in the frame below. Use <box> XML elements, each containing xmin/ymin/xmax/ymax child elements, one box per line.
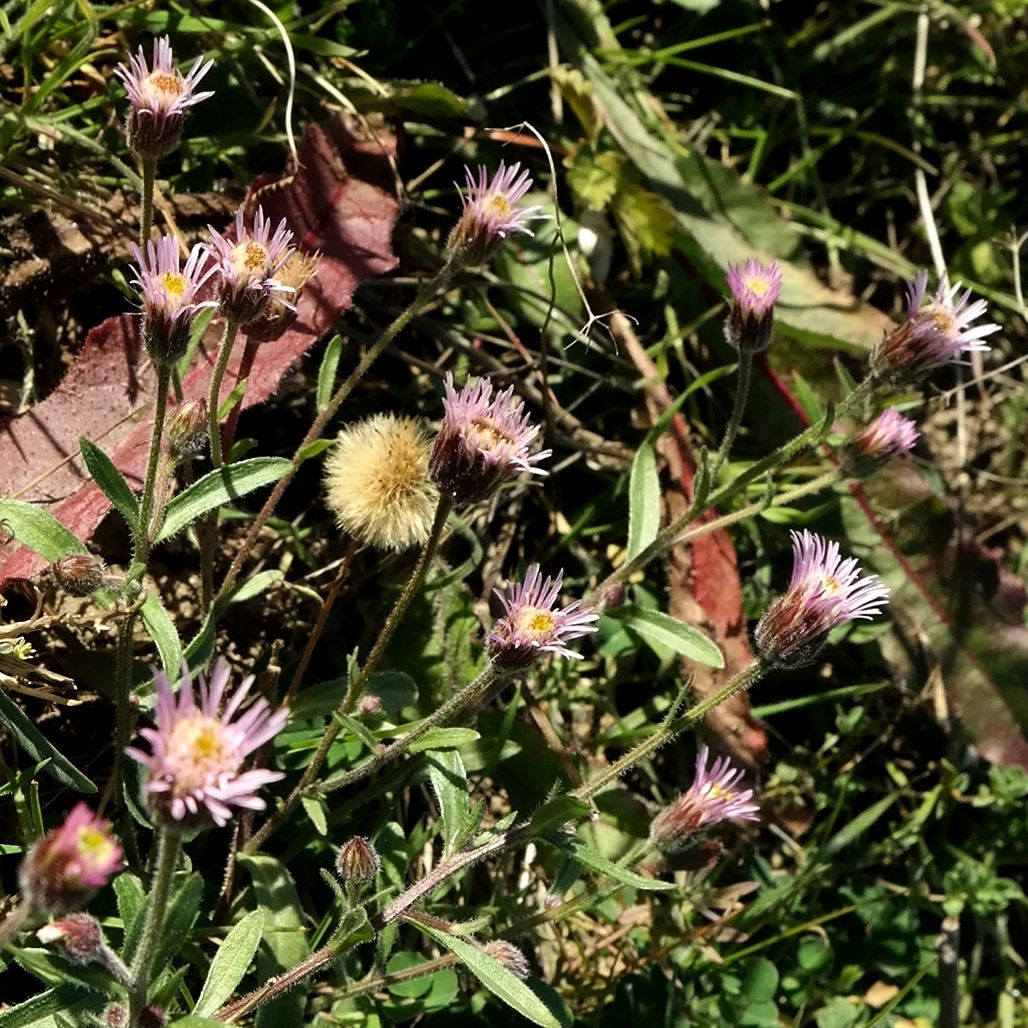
<box><xmin>754</xmin><ymin>530</ymin><xmax>889</xmax><ymax>669</ymax></box>
<box><xmin>206</xmin><ymin>205</ymin><xmax>296</xmax><ymax>326</ymax></box>
<box><xmin>489</xmin><ymin>564</ymin><xmax>598</xmax><ymax>669</ymax></box>
<box><xmin>131</xmin><ymin>235</ymin><xmax>215</xmax><ymax>364</ymax></box>
<box><xmin>842</xmin><ymin>408</ymin><xmax>919</xmax><ymax>478</ymax></box>
<box><xmin>127</xmin><ymin>660</ymin><xmax>288</xmax><ymax>828</ymax></box>
<box><xmin>114</xmin><ymin>36</ymin><xmax>214</xmax><ymax>159</ymax></box>
<box><xmin>872</xmin><ymin>270</ymin><xmax>1000</xmax><ymax>382</ymax></box>
<box><xmin>448</xmin><ymin>162</ymin><xmax>544</xmax><ymax>266</ymax></box>
<box><xmin>650</xmin><ymin>745</ymin><xmax>759</xmax><ymax>852</ymax></box>
<box><xmin>724</xmin><ymin>257</ymin><xmax>782</xmax><ymax>353</ymax></box>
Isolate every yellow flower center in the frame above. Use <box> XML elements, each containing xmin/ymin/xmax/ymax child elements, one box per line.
<box><xmin>486</xmin><ymin>194</ymin><xmax>512</xmax><ymax>219</ymax></box>
<box><xmin>467</xmin><ymin>418</ymin><xmax>515</xmax><ymax>454</ymax></box>
<box><xmin>160</xmin><ymin>271</ymin><xmax>187</xmax><ymax>298</ymax></box>
<box><xmin>142</xmin><ymin>71</ymin><xmax>185</xmax><ymax>105</ymax></box>
<box><xmin>744</xmin><ymin>275</ymin><xmax>769</xmax><ymax>297</ymax></box>
<box><xmin>514</xmin><ymin>605</ymin><xmax>556</xmax><ymax>641</ymax></box>
<box><xmin>820</xmin><ymin>575</ymin><xmax>842</xmax><ymax>596</ymax></box>
<box><xmin>928</xmin><ymin>306</ymin><xmax>955</xmax><ymax>335</ymax></box>
<box><xmin>76</xmin><ymin>827</ymin><xmax>116</xmax><ymax>863</ymax></box>
<box><xmin>231</xmin><ymin>240</ymin><xmax>270</xmax><ymax>279</ymax></box>
<box><xmin>166</xmin><ymin>716</ymin><xmax>236</xmax><ymax>795</ymax></box>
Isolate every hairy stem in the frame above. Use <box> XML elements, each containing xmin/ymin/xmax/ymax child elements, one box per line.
<box><xmin>708</xmin><ymin>351</ymin><xmax>753</xmax><ymax>483</ymax></box>
<box><xmin>139</xmin><ymin>156</ymin><xmax>156</xmax><ymax>249</ymax></box>
<box><xmin>245</xmin><ymin>496</ymin><xmax>452</xmax><ymax>854</ymax></box>
<box><xmin>0</xmin><ymin>898</ymin><xmax>30</xmax><ymax>951</ymax></box>
<box><xmin>135</xmin><ymin>362</ymin><xmax>172</xmax><ymax>568</ymax></box>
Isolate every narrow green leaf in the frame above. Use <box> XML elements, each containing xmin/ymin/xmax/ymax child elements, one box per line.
<box><xmin>617</xmin><ymin>605</ymin><xmax>725</xmax><ymax>668</ymax></box>
<box><xmin>409</xmin><ymin>728</ymin><xmax>480</xmax><ymax>753</ymax></box>
<box><xmin>316</xmin><ymin>334</ymin><xmax>344</xmax><ymax>409</ymax></box>
<box><xmin>216</xmin><ymin>378</ymin><xmax>249</xmax><ymax>421</ymax></box>
<box><xmin>527</xmin><ymin>794</ymin><xmax>590</xmax><ymax>836</ymax></box>
<box><xmin>221</xmin><ymin>570</ymin><xmax>283</xmax><ymax>608</ymax></box>
<box><xmin>297</xmin><ymin>438</ymin><xmax>334</xmax><ymax>462</ymax></box>
<box><xmin>0</xmin><ymin>985</ymin><xmax>91</xmax><ymax>1028</ymax></box>
<box><xmin>79</xmin><ymin>437</ymin><xmax>138</xmax><ymax>534</ymax></box>
<box><xmin>790</xmin><ymin>371</ymin><xmax>823</xmax><ymax>423</ymax></box>
<box><xmin>157</xmin><ymin>458</ymin><xmax>292</xmax><ymax>542</ymax></box>
<box><xmin>626</xmin><ymin>443</ymin><xmax>660</xmax><ymax>559</ymax></box>
<box><xmin>169</xmin><ymin>1019</ymin><xmax>226</xmax><ymax>1027</ymax></box>
<box><xmin>153</xmin><ymin>873</ymin><xmax>204</xmax><ymax>970</ymax></box>
<box><xmin>0</xmin><ymin>691</ymin><xmax>95</xmax><ymax>794</ymax></box>
<box><xmin>414</xmin><ymin>922</ymin><xmax>558</xmax><ymax>1027</ymax></box>
<box><xmin>549</xmin><ymin>835</ymin><xmax>670</xmax><ymax>891</ymax></box>
<box><xmin>0</xmin><ymin>499</ymin><xmax>87</xmax><ymax>563</ymax></box>
<box><xmin>819</xmin><ymin>792</ymin><xmax>900</xmax><ymax>859</ymax></box>
<box><xmin>114</xmin><ymin>872</ymin><xmax>146</xmax><ymax>963</ymax></box>
<box><xmin>301</xmin><ymin>795</ymin><xmax>328</xmax><ymax>836</ymax></box>
<box><xmin>194</xmin><ymin>909</ymin><xmax>265</xmax><ymax>1016</ymax></box>
<box><xmin>140</xmin><ymin>591</ymin><xmax>184</xmax><ymax>679</ymax></box>
<box><xmin>427</xmin><ymin>750</ymin><xmax>469</xmax><ymax>858</ymax></box>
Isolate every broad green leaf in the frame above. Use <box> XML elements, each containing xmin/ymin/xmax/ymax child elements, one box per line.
<box><xmin>114</xmin><ymin>872</ymin><xmax>146</xmax><ymax>963</ymax></box>
<box><xmin>0</xmin><ymin>499</ymin><xmax>87</xmax><ymax>563</ymax></box>
<box><xmin>414</xmin><ymin>922</ymin><xmax>558</xmax><ymax>1027</ymax></box>
<box><xmin>409</xmin><ymin>728</ymin><xmax>480</xmax><ymax>753</ymax></box>
<box><xmin>153</xmin><ymin>873</ymin><xmax>204</xmax><ymax>971</ymax></box>
<box><xmin>427</xmin><ymin>750</ymin><xmax>468</xmax><ymax>858</ymax></box>
<box><xmin>549</xmin><ymin>835</ymin><xmax>670</xmax><ymax>892</ymax></box>
<box><xmin>157</xmin><ymin>458</ymin><xmax>292</xmax><ymax>542</ymax></box>
<box><xmin>238</xmin><ymin>854</ymin><xmax>309</xmax><ymax>1028</ymax></box>
<box><xmin>0</xmin><ymin>691</ymin><xmax>95</xmax><ymax>793</ymax></box>
<box><xmin>140</xmin><ymin>591</ymin><xmax>184</xmax><ymax>679</ymax></box>
<box><xmin>316</xmin><ymin>334</ymin><xmax>344</xmax><ymax>410</ymax></box>
<box><xmin>617</xmin><ymin>605</ymin><xmax>725</xmax><ymax>667</ymax></box>
<box><xmin>0</xmin><ymin>985</ymin><xmax>91</xmax><ymax>1028</ymax></box>
<box><xmin>78</xmin><ymin>437</ymin><xmax>138</xmax><ymax>534</ymax></box>
<box><xmin>626</xmin><ymin>442</ymin><xmax>660</xmax><ymax>559</ymax></box>
<box><xmin>9</xmin><ymin>946</ymin><xmax>111</xmax><ymax>994</ymax></box>
<box><xmin>194</xmin><ymin>909</ymin><xmax>265</xmax><ymax>1016</ymax></box>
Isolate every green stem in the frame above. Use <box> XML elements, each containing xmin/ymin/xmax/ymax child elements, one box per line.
<box><xmin>215</xmin><ymin>261</ymin><xmax>457</xmax><ymax>604</ymax></box>
<box><xmin>128</xmin><ymin>826</ymin><xmax>182</xmax><ymax>1025</ymax></box>
<box><xmin>312</xmin><ymin>660</ymin><xmax>506</xmax><ymax>798</ymax></box>
<box><xmin>709</xmin><ymin>351</ymin><xmax>753</xmax><ymax>483</ymax></box>
<box><xmin>139</xmin><ymin>157</ymin><xmax>156</xmax><ymax>250</ymax></box>
<box><xmin>135</xmin><ymin>362</ymin><xmax>172</xmax><ymax>568</ymax></box>
<box><xmin>572</xmin><ymin>661</ymin><xmax>766</xmax><ymax>802</ymax></box>
<box><xmin>208</xmin><ymin>319</ymin><xmax>241</xmax><ymax>467</ymax></box>
<box><xmin>244</xmin><ymin>495</ymin><xmax>452</xmax><ymax>854</ymax></box>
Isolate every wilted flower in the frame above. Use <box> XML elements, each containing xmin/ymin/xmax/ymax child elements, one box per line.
<box><xmin>245</xmin><ymin>250</ymin><xmax>321</xmax><ymax>342</ymax></box>
<box><xmin>206</xmin><ymin>206</ymin><xmax>295</xmax><ymax>326</ymax></box>
<box><xmin>448</xmin><ymin>162</ymin><xmax>542</xmax><ymax>266</ymax></box>
<box><xmin>323</xmin><ymin>414</ymin><xmax>438</xmax><ymax>551</ymax></box>
<box><xmin>649</xmin><ymin>745</ymin><xmax>759</xmax><ymax>852</ymax></box>
<box><xmin>336</xmin><ymin>836</ymin><xmax>380</xmax><ymax>895</ymax></box>
<box><xmin>166</xmin><ymin>398</ymin><xmax>208</xmax><ymax>459</ymax></box>
<box><xmin>131</xmin><ymin>235</ymin><xmax>215</xmax><ymax>364</ymax></box>
<box><xmin>489</xmin><ymin>564</ymin><xmax>598</xmax><ymax>669</ymax></box>
<box><xmin>50</xmin><ymin>554</ymin><xmax>106</xmax><ymax>596</ymax></box>
<box><xmin>754</xmin><ymin>530</ymin><xmax>890</xmax><ymax>669</ymax></box>
<box><xmin>114</xmin><ymin>36</ymin><xmax>214</xmax><ymax>159</ymax></box>
<box><xmin>484</xmin><ymin>940</ymin><xmax>531</xmax><ymax>981</ymax></box>
<box><xmin>126</xmin><ymin>660</ymin><xmax>288</xmax><ymax>828</ymax></box>
<box><xmin>429</xmin><ymin>373</ymin><xmax>550</xmax><ymax>505</ymax></box>
<box><xmin>19</xmin><ymin>804</ymin><xmax>123</xmax><ymax>915</ymax></box>
<box><xmin>724</xmin><ymin>257</ymin><xmax>782</xmax><ymax>353</ymax></box>
<box><xmin>842</xmin><ymin>408</ymin><xmax>919</xmax><ymax>478</ymax></box>
<box><xmin>872</xmin><ymin>270</ymin><xmax>1001</xmax><ymax>381</ymax></box>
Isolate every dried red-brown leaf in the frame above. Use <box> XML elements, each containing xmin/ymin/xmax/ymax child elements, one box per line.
<box><xmin>0</xmin><ymin>117</ymin><xmax>399</xmax><ymax>588</ymax></box>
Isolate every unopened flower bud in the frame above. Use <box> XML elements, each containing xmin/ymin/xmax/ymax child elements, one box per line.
<box><xmin>37</xmin><ymin>913</ymin><xmax>103</xmax><ymax>965</ymax></box>
<box><xmin>50</xmin><ymin>554</ymin><xmax>106</xmax><ymax>596</ymax></box>
<box><xmin>166</xmin><ymin>399</ymin><xmax>208</xmax><ymax>459</ymax></box>
<box><xmin>104</xmin><ymin>1005</ymin><xmax>129</xmax><ymax>1027</ymax></box>
<box><xmin>484</xmin><ymin>940</ymin><xmax>531</xmax><ymax>981</ymax></box>
<box><xmin>20</xmin><ymin>804</ymin><xmax>123</xmax><ymax>916</ymax></box>
<box><xmin>840</xmin><ymin>408</ymin><xmax>919</xmax><ymax>479</ymax></box>
<box><xmin>336</xmin><ymin>836</ymin><xmax>380</xmax><ymax>893</ymax></box>
<box><xmin>359</xmin><ymin>694</ymin><xmax>382</xmax><ymax>716</ymax></box>
<box><xmin>139</xmin><ymin>1005</ymin><xmax>168</xmax><ymax>1028</ymax></box>
<box><xmin>245</xmin><ymin>251</ymin><xmax>320</xmax><ymax>342</ymax></box>
<box><xmin>724</xmin><ymin>258</ymin><xmax>782</xmax><ymax>353</ymax></box>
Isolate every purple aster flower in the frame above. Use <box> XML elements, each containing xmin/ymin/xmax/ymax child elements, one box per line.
<box><xmin>114</xmin><ymin>36</ymin><xmax>214</xmax><ymax>159</ymax></box>
<box><xmin>489</xmin><ymin>564</ymin><xmax>598</xmax><ymax>669</ymax></box>
<box><xmin>448</xmin><ymin>162</ymin><xmax>543</xmax><ymax>266</ymax></box>
<box><xmin>872</xmin><ymin>270</ymin><xmax>1000</xmax><ymax>381</ymax></box>
<box><xmin>724</xmin><ymin>257</ymin><xmax>783</xmax><ymax>353</ymax></box>
<box><xmin>429</xmin><ymin>373</ymin><xmax>551</xmax><ymax>505</ymax></box>
<box><xmin>649</xmin><ymin>745</ymin><xmax>760</xmax><ymax>852</ymax></box>
<box><xmin>19</xmin><ymin>804</ymin><xmax>123</xmax><ymax>915</ymax></box>
<box><xmin>126</xmin><ymin>659</ymin><xmax>289</xmax><ymax>828</ymax></box>
<box><xmin>755</xmin><ymin>529</ymin><xmax>889</xmax><ymax>669</ymax></box>
<box><xmin>205</xmin><ymin>205</ymin><xmax>295</xmax><ymax>326</ymax></box>
<box><xmin>131</xmin><ymin>235</ymin><xmax>215</xmax><ymax>364</ymax></box>
<box><xmin>842</xmin><ymin>408</ymin><xmax>919</xmax><ymax>478</ymax></box>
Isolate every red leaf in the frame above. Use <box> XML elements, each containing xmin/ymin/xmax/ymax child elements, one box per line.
<box><xmin>0</xmin><ymin>117</ymin><xmax>399</xmax><ymax>588</ymax></box>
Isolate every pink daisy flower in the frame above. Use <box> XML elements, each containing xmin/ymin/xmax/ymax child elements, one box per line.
<box><xmin>448</xmin><ymin>162</ymin><xmax>543</xmax><ymax>265</ymax></box>
<box><xmin>131</xmin><ymin>235</ymin><xmax>215</xmax><ymax>364</ymax></box>
<box><xmin>650</xmin><ymin>744</ymin><xmax>759</xmax><ymax>852</ymax></box>
<box><xmin>205</xmin><ymin>205</ymin><xmax>295</xmax><ymax>326</ymax></box>
<box><xmin>873</xmin><ymin>270</ymin><xmax>1000</xmax><ymax>381</ymax></box>
<box><xmin>724</xmin><ymin>258</ymin><xmax>782</xmax><ymax>352</ymax></box>
<box><xmin>126</xmin><ymin>660</ymin><xmax>288</xmax><ymax>828</ymax></box>
<box><xmin>114</xmin><ymin>36</ymin><xmax>214</xmax><ymax>159</ymax></box>
<box><xmin>20</xmin><ymin>804</ymin><xmax>123</xmax><ymax>914</ymax></box>
<box><xmin>755</xmin><ymin>530</ymin><xmax>889</xmax><ymax>669</ymax></box>
<box><xmin>429</xmin><ymin>373</ymin><xmax>551</xmax><ymax>505</ymax></box>
<box><xmin>843</xmin><ymin>408</ymin><xmax>919</xmax><ymax>477</ymax></box>
<box><xmin>489</xmin><ymin>564</ymin><xmax>598</xmax><ymax>669</ymax></box>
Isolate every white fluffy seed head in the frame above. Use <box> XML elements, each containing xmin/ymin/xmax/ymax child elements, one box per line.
<box><xmin>323</xmin><ymin>413</ymin><xmax>439</xmax><ymax>552</ymax></box>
